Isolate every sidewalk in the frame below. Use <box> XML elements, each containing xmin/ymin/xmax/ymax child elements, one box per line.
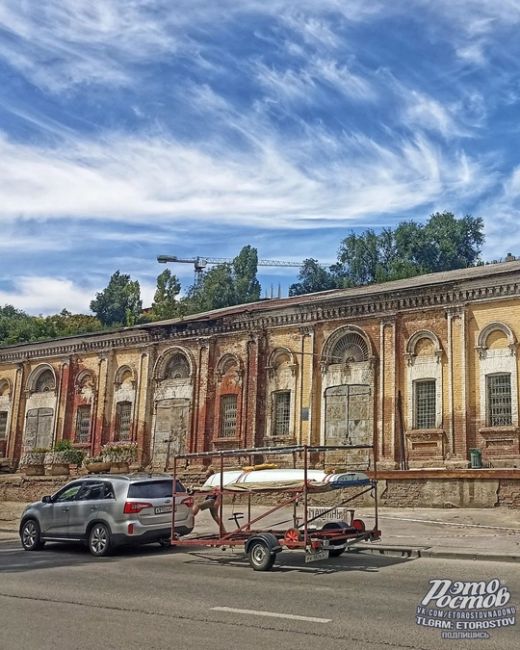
<box><xmin>2</xmin><ymin>501</ymin><xmax>519</xmax><ymax>562</ymax></box>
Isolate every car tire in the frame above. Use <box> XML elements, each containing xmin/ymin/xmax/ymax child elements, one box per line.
<box><xmin>329</xmin><ymin>546</ymin><xmax>346</xmax><ymax>557</ymax></box>
<box><xmin>158</xmin><ymin>537</ymin><xmax>171</xmax><ymax>548</ymax></box>
<box><xmin>21</xmin><ymin>519</ymin><xmax>44</xmax><ymax>551</ymax></box>
<box><xmin>88</xmin><ymin>523</ymin><xmax>112</xmax><ymax>557</ymax></box>
<box><xmin>248</xmin><ymin>540</ymin><xmax>275</xmax><ymax>571</ymax></box>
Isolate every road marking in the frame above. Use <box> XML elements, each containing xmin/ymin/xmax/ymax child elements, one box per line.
<box><xmin>211</xmin><ymin>606</ymin><xmax>331</xmax><ymax>624</ymax></box>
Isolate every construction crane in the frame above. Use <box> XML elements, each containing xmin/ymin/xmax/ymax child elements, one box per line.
<box><xmin>157</xmin><ymin>254</ymin><xmax>303</xmax><ymax>284</ymax></box>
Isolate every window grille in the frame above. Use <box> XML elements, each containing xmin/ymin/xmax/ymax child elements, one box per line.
<box><xmin>273</xmin><ymin>391</ymin><xmax>291</xmax><ymax>436</ymax></box>
<box><xmin>330</xmin><ymin>333</ymin><xmax>369</xmax><ymax>363</ymax></box>
<box><xmin>75</xmin><ymin>405</ymin><xmax>91</xmax><ymax>443</ymax></box>
<box><xmin>0</xmin><ymin>411</ymin><xmax>7</xmax><ymax>439</ymax></box>
<box><xmin>414</xmin><ymin>380</ymin><xmax>436</xmax><ymax>429</ymax></box>
<box><xmin>487</xmin><ymin>374</ymin><xmax>512</xmax><ymax>427</ymax></box>
<box><xmin>220</xmin><ymin>395</ymin><xmax>237</xmax><ymax>438</ymax></box>
<box><xmin>116</xmin><ymin>401</ymin><xmax>132</xmax><ymax>441</ymax></box>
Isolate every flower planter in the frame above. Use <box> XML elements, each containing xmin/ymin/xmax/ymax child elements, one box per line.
<box><xmin>85</xmin><ymin>461</ymin><xmax>111</xmax><ymax>474</ymax></box>
<box><xmin>21</xmin><ymin>464</ymin><xmax>45</xmax><ymax>476</ymax></box>
<box><xmin>45</xmin><ymin>463</ymin><xmax>70</xmax><ymax>476</ymax></box>
<box><xmin>110</xmin><ymin>461</ymin><xmax>130</xmax><ymax>474</ymax></box>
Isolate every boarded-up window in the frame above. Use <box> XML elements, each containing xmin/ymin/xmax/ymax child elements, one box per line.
<box><xmin>273</xmin><ymin>391</ymin><xmax>290</xmax><ymax>436</ymax></box>
<box><xmin>0</xmin><ymin>411</ymin><xmax>7</xmax><ymax>439</ymax></box>
<box><xmin>152</xmin><ymin>399</ymin><xmax>190</xmax><ymax>469</ymax></box>
<box><xmin>115</xmin><ymin>401</ymin><xmax>132</xmax><ymax>441</ymax></box>
<box><xmin>487</xmin><ymin>374</ymin><xmax>512</xmax><ymax>427</ymax></box>
<box><xmin>325</xmin><ymin>385</ymin><xmax>371</xmax><ymax>445</ymax></box>
<box><xmin>25</xmin><ymin>408</ymin><xmax>53</xmax><ymax>449</ymax></box>
<box><xmin>414</xmin><ymin>380</ymin><xmax>436</xmax><ymax>429</ymax></box>
<box><xmin>75</xmin><ymin>405</ymin><xmax>92</xmax><ymax>443</ymax></box>
<box><xmin>220</xmin><ymin>395</ymin><xmax>237</xmax><ymax>438</ymax></box>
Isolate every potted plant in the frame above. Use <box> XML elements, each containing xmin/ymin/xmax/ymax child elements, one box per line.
<box><xmin>44</xmin><ymin>440</ymin><xmax>86</xmax><ymax>476</ymax></box>
<box><xmin>101</xmin><ymin>442</ymin><xmax>138</xmax><ymax>473</ymax></box>
<box><xmin>83</xmin><ymin>454</ymin><xmax>111</xmax><ymax>474</ymax></box>
<box><xmin>19</xmin><ymin>448</ymin><xmax>49</xmax><ymax>476</ymax></box>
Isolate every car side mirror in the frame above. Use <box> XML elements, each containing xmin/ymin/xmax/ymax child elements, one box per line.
<box><xmin>42</xmin><ymin>495</ymin><xmax>52</xmax><ymax>504</ymax></box>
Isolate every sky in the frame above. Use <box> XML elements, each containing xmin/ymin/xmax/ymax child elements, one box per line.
<box><xmin>1</xmin><ymin>1</ymin><xmax>520</xmax><ymax>314</ymax></box>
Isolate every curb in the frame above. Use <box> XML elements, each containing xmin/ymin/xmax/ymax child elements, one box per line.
<box><xmin>351</xmin><ymin>544</ymin><xmax>520</xmax><ymax>563</ymax></box>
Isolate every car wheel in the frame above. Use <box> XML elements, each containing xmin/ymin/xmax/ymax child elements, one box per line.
<box><xmin>158</xmin><ymin>537</ymin><xmax>171</xmax><ymax>548</ymax></box>
<box><xmin>88</xmin><ymin>523</ymin><xmax>112</xmax><ymax>557</ymax></box>
<box><xmin>248</xmin><ymin>540</ymin><xmax>275</xmax><ymax>571</ymax></box>
<box><xmin>329</xmin><ymin>546</ymin><xmax>346</xmax><ymax>557</ymax></box>
<box><xmin>21</xmin><ymin>519</ymin><xmax>44</xmax><ymax>551</ymax></box>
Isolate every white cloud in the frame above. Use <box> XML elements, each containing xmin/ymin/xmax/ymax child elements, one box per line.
<box><xmin>0</xmin><ymin>275</ymin><xmax>158</xmax><ymax>316</ymax></box>
<box><xmin>0</xmin><ymin>126</ymin><xmax>493</xmax><ymax>230</ymax></box>
<box><xmin>0</xmin><ymin>277</ymin><xmax>95</xmax><ymax>314</ymax></box>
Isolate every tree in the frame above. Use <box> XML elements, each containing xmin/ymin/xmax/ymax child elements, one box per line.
<box><xmin>289</xmin><ymin>259</ymin><xmax>338</xmax><ymax>296</ymax></box>
<box><xmin>150</xmin><ymin>270</ymin><xmax>181</xmax><ymax>321</ymax></box>
<box><xmin>233</xmin><ymin>245</ymin><xmax>261</xmax><ymax>303</ymax></box>
<box><xmin>90</xmin><ymin>271</ymin><xmax>142</xmax><ymax>326</ymax></box>
<box><xmin>185</xmin><ymin>264</ymin><xmax>236</xmax><ymax>313</ymax></box>
<box><xmin>331</xmin><ymin>212</ymin><xmax>484</xmax><ymax>292</ymax></box>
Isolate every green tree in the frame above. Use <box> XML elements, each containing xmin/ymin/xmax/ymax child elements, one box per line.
<box><xmin>289</xmin><ymin>259</ymin><xmax>338</xmax><ymax>296</ymax></box>
<box><xmin>90</xmin><ymin>271</ymin><xmax>142</xmax><ymax>326</ymax></box>
<box><xmin>184</xmin><ymin>263</ymin><xmax>236</xmax><ymax>313</ymax></box>
<box><xmin>150</xmin><ymin>270</ymin><xmax>182</xmax><ymax>321</ymax></box>
<box><xmin>233</xmin><ymin>245</ymin><xmax>261</xmax><ymax>303</ymax></box>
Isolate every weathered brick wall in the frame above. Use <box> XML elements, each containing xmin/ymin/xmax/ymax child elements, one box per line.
<box><xmin>497</xmin><ymin>480</ymin><xmax>520</xmax><ymax>508</ymax></box>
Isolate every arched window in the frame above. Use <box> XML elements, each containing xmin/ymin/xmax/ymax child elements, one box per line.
<box><xmin>165</xmin><ymin>353</ymin><xmax>190</xmax><ymax>379</ymax></box>
<box><xmin>35</xmin><ymin>370</ymin><xmax>55</xmax><ymax>392</ymax></box>
<box><xmin>330</xmin><ymin>333</ymin><xmax>369</xmax><ymax>363</ymax></box>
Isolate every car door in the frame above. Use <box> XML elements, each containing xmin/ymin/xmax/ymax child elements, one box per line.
<box><xmin>73</xmin><ymin>481</ymin><xmax>113</xmax><ymax>537</ymax></box>
<box><xmin>46</xmin><ymin>481</ymin><xmax>84</xmax><ymax>537</ymax></box>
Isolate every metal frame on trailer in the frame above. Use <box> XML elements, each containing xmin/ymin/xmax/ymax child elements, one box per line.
<box><xmin>171</xmin><ymin>444</ymin><xmax>380</xmax><ymax>571</ymax></box>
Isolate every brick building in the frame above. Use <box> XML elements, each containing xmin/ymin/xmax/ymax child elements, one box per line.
<box><xmin>1</xmin><ymin>260</ymin><xmax>520</xmax><ymax>480</ymax></box>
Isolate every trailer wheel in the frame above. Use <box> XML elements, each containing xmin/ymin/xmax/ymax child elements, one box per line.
<box><xmin>248</xmin><ymin>540</ymin><xmax>276</xmax><ymax>571</ymax></box>
<box><xmin>329</xmin><ymin>546</ymin><xmax>346</xmax><ymax>557</ymax></box>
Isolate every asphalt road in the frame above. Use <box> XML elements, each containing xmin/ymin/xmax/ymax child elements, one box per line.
<box><xmin>0</xmin><ymin>539</ymin><xmax>518</xmax><ymax>650</ymax></box>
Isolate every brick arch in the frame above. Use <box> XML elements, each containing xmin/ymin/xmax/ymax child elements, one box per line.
<box><xmin>26</xmin><ymin>364</ymin><xmax>56</xmax><ymax>393</ymax></box>
<box><xmin>0</xmin><ymin>378</ymin><xmax>12</xmax><ymax>397</ymax></box>
<box><xmin>406</xmin><ymin>330</ymin><xmax>442</xmax><ymax>362</ymax></box>
<box><xmin>477</xmin><ymin>322</ymin><xmax>517</xmax><ymax>353</ymax></box>
<box><xmin>75</xmin><ymin>369</ymin><xmax>95</xmax><ymax>391</ymax></box>
<box><xmin>215</xmin><ymin>353</ymin><xmax>242</xmax><ymax>379</ymax></box>
<box><xmin>114</xmin><ymin>364</ymin><xmax>136</xmax><ymax>387</ymax></box>
<box><xmin>322</xmin><ymin>325</ymin><xmax>373</xmax><ymax>366</ymax></box>
<box><xmin>154</xmin><ymin>346</ymin><xmax>194</xmax><ymax>381</ymax></box>
<box><xmin>267</xmin><ymin>347</ymin><xmax>297</xmax><ymax>370</ymax></box>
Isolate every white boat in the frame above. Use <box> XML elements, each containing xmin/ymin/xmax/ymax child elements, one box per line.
<box><xmin>203</xmin><ymin>468</ymin><xmax>371</xmax><ymax>490</ymax></box>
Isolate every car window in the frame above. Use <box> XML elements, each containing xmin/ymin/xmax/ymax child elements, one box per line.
<box><xmin>54</xmin><ymin>483</ymin><xmax>83</xmax><ymax>502</ymax></box>
<box><xmin>127</xmin><ymin>480</ymin><xmax>185</xmax><ymax>499</ymax></box>
<box><xmin>77</xmin><ymin>482</ymin><xmax>115</xmax><ymax>501</ymax></box>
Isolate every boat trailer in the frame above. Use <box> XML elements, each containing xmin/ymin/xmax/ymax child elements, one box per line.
<box><xmin>170</xmin><ymin>444</ymin><xmax>381</xmax><ymax>571</ymax></box>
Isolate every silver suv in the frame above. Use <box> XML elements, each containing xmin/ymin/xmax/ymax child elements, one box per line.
<box><xmin>19</xmin><ymin>474</ymin><xmax>194</xmax><ymax>556</ymax></box>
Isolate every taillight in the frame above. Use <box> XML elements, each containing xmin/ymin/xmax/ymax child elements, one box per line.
<box><xmin>123</xmin><ymin>501</ymin><xmax>153</xmax><ymax>514</ymax></box>
<box><xmin>181</xmin><ymin>496</ymin><xmax>194</xmax><ymax>508</ymax></box>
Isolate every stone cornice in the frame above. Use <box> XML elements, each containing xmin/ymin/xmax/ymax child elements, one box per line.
<box><xmin>1</xmin><ymin>271</ymin><xmax>520</xmax><ymax>364</ymax></box>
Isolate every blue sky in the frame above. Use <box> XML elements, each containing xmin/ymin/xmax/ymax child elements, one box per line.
<box><xmin>1</xmin><ymin>1</ymin><xmax>520</xmax><ymax>314</ymax></box>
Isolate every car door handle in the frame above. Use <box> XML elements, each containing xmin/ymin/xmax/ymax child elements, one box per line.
<box><xmin>61</xmin><ymin>507</ymin><xmax>70</xmax><ymax>512</ymax></box>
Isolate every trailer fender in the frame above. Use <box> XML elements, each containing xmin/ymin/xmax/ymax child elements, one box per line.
<box><xmin>244</xmin><ymin>533</ymin><xmax>282</xmax><ymax>555</ymax></box>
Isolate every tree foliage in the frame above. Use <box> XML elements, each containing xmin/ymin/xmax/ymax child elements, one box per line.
<box><xmin>0</xmin><ymin>214</ymin><xmax>486</xmax><ymax>344</ymax></box>
<box><xmin>0</xmin><ymin>306</ymin><xmax>102</xmax><ymax>346</ymax></box>
<box><xmin>289</xmin><ymin>258</ymin><xmax>339</xmax><ymax>296</ymax></box>
<box><xmin>150</xmin><ymin>269</ymin><xmax>181</xmax><ymax>321</ymax></box>
<box><xmin>90</xmin><ymin>271</ymin><xmax>142</xmax><ymax>327</ymax></box>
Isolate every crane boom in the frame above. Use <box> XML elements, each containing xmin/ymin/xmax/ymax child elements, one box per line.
<box><xmin>157</xmin><ymin>255</ymin><xmax>303</xmax><ymax>269</ymax></box>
